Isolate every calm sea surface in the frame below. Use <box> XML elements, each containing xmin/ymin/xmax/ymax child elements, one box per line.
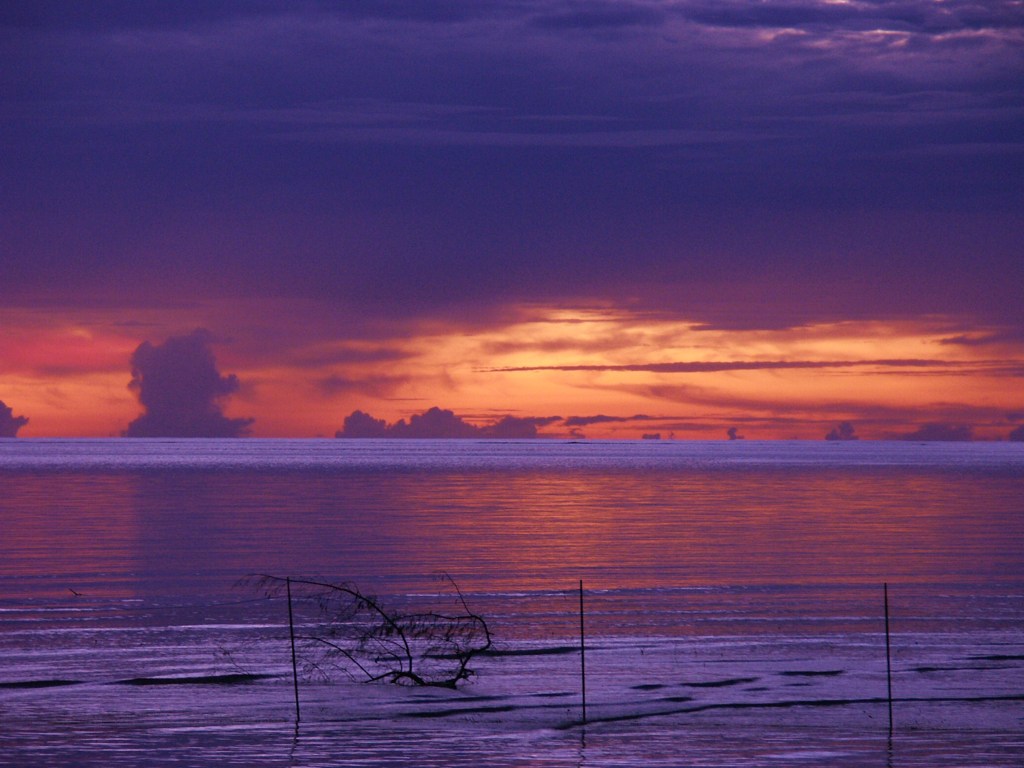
<box><xmin>1</xmin><ymin>439</ymin><xmax>1022</xmax><ymax>766</ymax></box>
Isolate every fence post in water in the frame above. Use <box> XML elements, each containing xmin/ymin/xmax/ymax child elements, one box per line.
<box><xmin>884</xmin><ymin>582</ymin><xmax>893</xmax><ymax>736</ymax></box>
<box><xmin>579</xmin><ymin>579</ymin><xmax>587</xmax><ymax>725</ymax></box>
<box><xmin>287</xmin><ymin>577</ymin><xmax>301</xmax><ymax>725</ymax></box>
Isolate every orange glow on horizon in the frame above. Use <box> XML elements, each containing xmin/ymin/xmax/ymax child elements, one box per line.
<box><xmin>2</xmin><ymin>302</ymin><xmax>1022</xmax><ymax>440</ymax></box>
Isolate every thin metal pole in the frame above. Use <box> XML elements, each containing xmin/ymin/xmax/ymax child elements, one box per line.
<box><xmin>287</xmin><ymin>577</ymin><xmax>301</xmax><ymax>724</ymax></box>
<box><xmin>579</xmin><ymin>579</ymin><xmax>587</xmax><ymax>725</ymax></box>
<box><xmin>884</xmin><ymin>582</ymin><xmax>893</xmax><ymax>737</ymax></box>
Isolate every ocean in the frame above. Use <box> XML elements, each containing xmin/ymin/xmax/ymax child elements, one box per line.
<box><xmin>1</xmin><ymin>439</ymin><xmax>1022</xmax><ymax>766</ymax></box>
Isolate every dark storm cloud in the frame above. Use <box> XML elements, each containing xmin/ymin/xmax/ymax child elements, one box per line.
<box><xmin>673</xmin><ymin>0</ymin><xmax>1008</xmax><ymax>32</ymax></box>
<box><xmin>0</xmin><ymin>1</ymin><xmax>256</xmax><ymax>30</ymax></box>
<box><xmin>678</xmin><ymin>2</ymin><xmax>853</xmax><ymax>29</ymax></box>
<box><xmin>7</xmin><ymin>1</ymin><xmax>1019</xmax><ymax>33</ymax></box>
<box><xmin>531</xmin><ymin>2</ymin><xmax>667</xmax><ymax>30</ymax></box>
<box><xmin>0</xmin><ymin>0</ymin><xmax>505</xmax><ymax>32</ymax></box>
<box><xmin>336</xmin><ymin>407</ymin><xmax>561</xmax><ymax>438</ymax></box>
<box><xmin>0</xmin><ymin>400</ymin><xmax>29</xmax><ymax>437</ymax></box>
<box><xmin>125</xmin><ymin>329</ymin><xmax>253</xmax><ymax>437</ymax></box>
<box><xmin>2</xmin><ymin>0</ymin><xmax>1022</xmax><ymax>335</ymax></box>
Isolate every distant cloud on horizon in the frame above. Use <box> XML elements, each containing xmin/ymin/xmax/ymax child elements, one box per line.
<box><xmin>0</xmin><ymin>400</ymin><xmax>29</xmax><ymax>437</ymax></box>
<box><xmin>825</xmin><ymin>422</ymin><xmax>858</xmax><ymax>441</ymax></box>
<box><xmin>336</xmin><ymin>409</ymin><xmax>687</xmax><ymax>439</ymax></box>
<box><xmin>336</xmin><ymin>407</ymin><xmax>561</xmax><ymax>439</ymax></box>
<box><xmin>125</xmin><ymin>329</ymin><xmax>253</xmax><ymax>438</ymax></box>
<box><xmin>899</xmin><ymin>423</ymin><xmax>974</xmax><ymax>442</ymax></box>
<box><xmin>562</xmin><ymin>414</ymin><xmax>653</xmax><ymax>428</ymax></box>
<box><xmin>334</xmin><ymin>407</ymin><xmax>1024</xmax><ymax>442</ymax></box>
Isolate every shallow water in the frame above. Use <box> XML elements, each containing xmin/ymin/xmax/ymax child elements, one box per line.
<box><xmin>1</xmin><ymin>439</ymin><xmax>1023</xmax><ymax>766</ymax></box>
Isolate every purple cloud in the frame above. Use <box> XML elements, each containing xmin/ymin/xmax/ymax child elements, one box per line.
<box><xmin>899</xmin><ymin>423</ymin><xmax>974</xmax><ymax>442</ymax></box>
<box><xmin>2</xmin><ymin>0</ymin><xmax>1020</xmax><ymax>342</ymax></box>
<box><xmin>563</xmin><ymin>414</ymin><xmax>652</xmax><ymax>428</ymax></box>
<box><xmin>391</xmin><ymin>407</ymin><xmax>479</xmax><ymax>439</ymax></box>
<box><xmin>491</xmin><ymin>359</ymin><xmax>954</xmax><ymax>374</ymax></box>
<box><xmin>482</xmin><ymin>415</ymin><xmax>562</xmax><ymax>438</ymax></box>
<box><xmin>0</xmin><ymin>400</ymin><xmax>29</xmax><ymax>437</ymax></box>
<box><xmin>337</xmin><ymin>410</ymin><xmax>390</xmax><ymax>438</ymax></box>
<box><xmin>1</xmin><ymin>0</ymin><xmax>1022</xmax><ymax>443</ymax></box>
<box><xmin>825</xmin><ymin>422</ymin><xmax>858</xmax><ymax>441</ymax></box>
<box><xmin>940</xmin><ymin>329</ymin><xmax>1024</xmax><ymax>347</ymax></box>
<box><xmin>125</xmin><ymin>329</ymin><xmax>253</xmax><ymax>437</ymax></box>
<box><xmin>531</xmin><ymin>3</ymin><xmax>667</xmax><ymax>30</ymax></box>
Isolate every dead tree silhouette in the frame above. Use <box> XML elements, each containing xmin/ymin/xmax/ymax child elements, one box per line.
<box><xmin>247</xmin><ymin>574</ymin><xmax>492</xmax><ymax>689</ymax></box>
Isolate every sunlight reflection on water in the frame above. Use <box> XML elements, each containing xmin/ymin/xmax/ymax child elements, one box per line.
<box><xmin>2</xmin><ymin>440</ymin><xmax>1022</xmax><ymax>766</ymax></box>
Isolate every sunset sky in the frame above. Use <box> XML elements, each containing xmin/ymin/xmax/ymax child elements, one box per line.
<box><xmin>2</xmin><ymin>1</ymin><xmax>1023</xmax><ymax>439</ymax></box>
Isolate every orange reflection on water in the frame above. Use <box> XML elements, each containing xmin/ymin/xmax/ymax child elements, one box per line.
<box><xmin>326</xmin><ymin>467</ymin><xmax>1024</xmax><ymax>594</ymax></box>
<box><xmin>2</xmin><ymin>465</ymin><xmax>1021</xmax><ymax>607</ymax></box>
<box><xmin>1</xmin><ymin>473</ymin><xmax>143</xmax><ymax>599</ymax></box>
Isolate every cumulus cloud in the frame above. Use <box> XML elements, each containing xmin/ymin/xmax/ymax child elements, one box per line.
<box><xmin>336</xmin><ymin>407</ymin><xmax>560</xmax><ymax>438</ymax></box>
<box><xmin>825</xmin><ymin>422</ymin><xmax>858</xmax><ymax>441</ymax></box>
<box><xmin>899</xmin><ymin>423</ymin><xmax>973</xmax><ymax>442</ymax></box>
<box><xmin>337</xmin><ymin>410</ymin><xmax>390</xmax><ymax>438</ymax></box>
<box><xmin>125</xmin><ymin>329</ymin><xmax>253</xmax><ymax>437</ymax></box>
<box><xmin>726</xmin><ymin>427</ymin><xmax>744</xmax><ymax>440</ymax></box>
<box><xmin>0</xmin><ymin>400</ymin><xmax>29</xmax><ymax>437</ymax></box>
<box><xmin>392</xmin><ymin>407</ymin><xmax>479</xmax><ymax>439</ymax></box>
<box><xmin>1009</xmin><ymin>425</ymin><xmax>1024</xmax><ymax>442</ymax></box>
<box><xmin>482</xmin><ymin>415</ymin><xmax>562</xmax><ymax>438</ymax></box>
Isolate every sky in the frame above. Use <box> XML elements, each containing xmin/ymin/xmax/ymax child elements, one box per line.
<box><xmin>2</xmin><ymin>0</ymin><xmax>1023</xmax><ymax>439</ymax></box>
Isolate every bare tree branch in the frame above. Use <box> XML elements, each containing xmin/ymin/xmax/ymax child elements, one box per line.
<box><xmin>243</xmin><ymin>574</ymin><xmax>492</xmax><ymax>688</ymax></box>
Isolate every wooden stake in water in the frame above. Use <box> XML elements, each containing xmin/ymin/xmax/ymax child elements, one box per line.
<box><xmin>884</xmin><ymin>582</ymin><xmax>893</xmax><ymax>736</ymax></box>
<box><xmin>287</xmin><ymin>577</ymin><xmax>301</xmax><ymax>724</ymax></box>
<box><xmin>579</xmin><ymin>579</ymin><xmax>587</xmax><ymax>725</ymax></box>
